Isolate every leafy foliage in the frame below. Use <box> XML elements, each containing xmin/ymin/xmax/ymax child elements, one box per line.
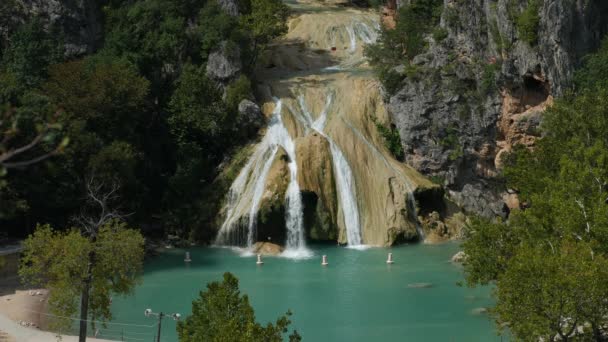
<box><xmin>19</xmin><ymin>222</ymin><xmax>144</xmax><ymax>331</ymax></box>
<box><xmin>365</xmin><ymin>0</ymin><xmax>443</xmax><ymax>92</ymax></box>
<box><xmin>494</xmin><ymin>240</ymin><xmax>608</xmax><ymax>340</ymax></box>
<box><xmin>177</xmin><ymin>272</ymin><xmax>301</xmax><ymax>342</ymax></box>
<box><xmin>516</xmin><ymin>0</ymin><xmax>540</xmax><ymax>46</ymax></box>
<box><xmin>225</xmin><ymin>75</ymin><xmax>254</xmax><ymax>112</ymax></box>
<box><xmin>0</xmin><ymin>0</ymin><xmax>287</xmax><ymax>242</ymax></box>
<box><xmin>462</xmin><ymin>38</ymin><xmax>608</xmax><ymax>340</ymax></box>
<box><xmin>373</xmin><ymin>118</ymin><xmax>404</xmax><ymax>161</ymax></box>
<box><xmin>1</xmin><ymin>19</ymin><xmax>63</xmax><ymax>91</ymax></box>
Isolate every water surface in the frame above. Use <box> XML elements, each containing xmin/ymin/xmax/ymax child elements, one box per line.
<box><xmin>109</xmin><ymin>243</ymin><xmax>506</xmax><ymax>341</ymax></box>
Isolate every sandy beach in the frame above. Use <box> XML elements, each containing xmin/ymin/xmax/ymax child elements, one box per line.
<box><xmin>0</xmin><ymin>289</ymin><xmax>115</xmax><ymax>342</ymax></box>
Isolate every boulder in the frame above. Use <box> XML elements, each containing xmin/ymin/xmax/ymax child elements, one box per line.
<box><xmin>407</xmin><ymin>283</ymin><xmax>434</xmax><ymax>288</ymax></box>
<box><xmin>451</xmin><ymin>251</ymin><xmax>467</xmax><ymax>263</ymax></box>
<box><xmin>252</xmin><ymin>242</ymin><xmax>284</xmax><ymax>255</ymax></box>
<box><xmin>238</xmin><ymin>100</ymin><xmax>265</xmax><ymax>136</ymax></box>
<box><xmin>471</xmin><ymin>307</ymin><xmax>488</xmax><ymax>315</ymax></box>
<box><xmin>206</xmin><ymin>41</ymin><xmax>242</xmax><ymax>82</ymax></box>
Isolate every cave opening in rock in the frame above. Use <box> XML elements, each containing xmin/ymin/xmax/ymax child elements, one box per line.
<box><xmin>521</xmin><ymin>73</ymin><xmax>550</xmax><ymax>109</ymax></box>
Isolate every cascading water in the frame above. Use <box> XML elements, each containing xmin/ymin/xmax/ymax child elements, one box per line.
<box><xmin>218</xmin><ymin>2</ymin><xmax>426</xmax><ymax>249</ymax></box>
<box><xmin>299</xmin><ymin>93</ymin><xmax>363</xmax><ymax>246</ymax></box>
<box><xmin>341</xmin><ymin>116</ymin><xmax>425</xmax><ymax>239</ymax></box>
<box><xmin>216</xmin><ymin>100</ymin><xmax>311</xmax><ymax>254</ymax></box>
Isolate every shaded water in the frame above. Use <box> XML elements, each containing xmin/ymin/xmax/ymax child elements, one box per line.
<box><xmin>109</xmin><ymin>244</ymin><xmax>507</xmax><ymax>341</ymax></box>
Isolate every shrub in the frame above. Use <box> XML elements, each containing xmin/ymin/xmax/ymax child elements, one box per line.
<box><xmin>225</xmin><ymin>75</ymin><xmax>253</xmax><ymax>112</ymax></box>
<box><xmin>373</xmin><ymin>118</ymin><xmax>404</xmax><ymax>161</ymax></box>
<box><xmin>432</xmin><ymin>27</ymin><xmax>448</xmax><ymax>42</ymax></box>
<box><xmin>516</xmin><ymin>0</ymin><xmax>540</xmax><ymax>45</ymax></box>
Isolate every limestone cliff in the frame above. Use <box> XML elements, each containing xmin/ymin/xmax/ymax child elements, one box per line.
<box><xmin>386</xmin><ymin>0</ymin><xmax>608</xmax><ymax>217</ymax></box>
<box><xmin>0</xmin><ymin>0</ymin><xmax>104</xmax><ymax>57</ymax></box>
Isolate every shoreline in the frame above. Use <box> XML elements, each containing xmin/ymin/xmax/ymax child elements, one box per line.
<box><xmin>0</xmin><ymin>289</ymin><xmax>116</xmax><ymax>342</ymax></box>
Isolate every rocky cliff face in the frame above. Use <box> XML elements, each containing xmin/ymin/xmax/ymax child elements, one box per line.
<box><xmin>1</xmin><ymin>0</ymin><xmax>104</xmax><ymax>57</ymax></box>
<box><xmin>387</xmin><ymin>0</ymin><xmax>608</xmax><ymax>217</ymax></box>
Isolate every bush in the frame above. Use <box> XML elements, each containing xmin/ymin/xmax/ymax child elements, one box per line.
<box><xmin>516</xmin><ymin>0</ymin><xmax>540</xmax><ymax>45</ymax></box>
<box><xmin>373</xmin><ymin>118</ymin><xmax>404</xmax><ymax>161</ymax></box>
<box><xmin>225</xmin><ymin>75</ymin><xmax>253</xmax><ymax>112</ymax></box>
<box><xmin>177</xmin><ymin>273</ymin><xmax>301</xmax><ymax>342</ymax></box>
<box><xmin>365</xmin><ymin>0</ymin><xmax>443</xmax><ymax>66</ymax></box>
<box><xmin>479</xmin><ymin>62</ymin><xmax>500</xmax><ymax>95</ymax></box>
<box><xmin>432</xmin><ymin>27</ymin><xmax>448</xmax><ymax>42</ymax></box>
<box><xmin>378</xmin><ymin>67</ymin><xmax>405</xmax><ymax>96</ymax></box>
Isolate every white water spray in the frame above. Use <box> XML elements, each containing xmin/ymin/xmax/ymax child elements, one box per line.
<box><xmin>216</xmin><ymin>100</ymin><xmax>311</xmax><ymax>254</ymax></box>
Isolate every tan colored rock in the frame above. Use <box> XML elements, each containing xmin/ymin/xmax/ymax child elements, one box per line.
<box><xmin>451</xmin><ymin>251</ymin><xmax>467</xmax><ymax>263</ymax></box>
<box><xmin>252</xmin><ymin>242</ymin><xmax>284</xmax><ymax>255</ymax></box>
<box><xmin>495</xmin><ymin>79</ymin><xmax>553</xmax><ymax>170</ymax></box>
<box><xmin>295</xmin><ymin>132</ymin><xmax>340</xmax><ymax>241</ymax></box>
<box><xmin>256</xmin><ymin>147</ymin><xmax>290</xmax><ymax>243</ymax></box>
<box><xmin>422</xmin><ymin>211</ymin><xmax>467</xmax><ymax>243</ymax></box>
<box><xmin>502</xmin><ymin>192</ymin><xmax>520</xmax><ymax>211</ymax></box>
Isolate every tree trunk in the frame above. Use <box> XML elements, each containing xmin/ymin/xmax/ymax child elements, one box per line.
<box><xmin>79</xmin><ymin>250</ymin><xmax>95</xmax><ymax>342</ymax></box>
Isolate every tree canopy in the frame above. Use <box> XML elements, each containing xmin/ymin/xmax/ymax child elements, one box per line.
<box><xmin>462</xmin><ymin>37</ymin><xmax>608</xmax><ymax>340</ymax></box>
<box><xmin>0</xmin><ymin>0</ymin><xmax>289</xmax><ymax>241</ymax></box>
<box><xmin>19</xmin><ymin>221</ymin><xmax>144</xmax><ymax>332</ymax></box>
<box><xmin>177</xmin><ymin>272</ymin><xmax>301</xmax><ymax>342</ymax></box>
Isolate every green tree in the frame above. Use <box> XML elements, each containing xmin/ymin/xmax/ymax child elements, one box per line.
<box><xmin>165</xmin><ymin>64</ymin><xmax>233</xmax><ymax>238</ymax></box>
<box><xmin>19</xmin><ymin>180</ymin><xmax>145</xmax><ymax>341</ymax></box>
<box><xmin>240</xmin><ymin>0</ymin><xmax>289</xmax><ymax>65</ymax></box>
<box><xmin>462</xmin><ymin>37</ymin><xmax>608</xmax><ymax>340</ymax></box>
<box><xmin>0</xmin><ymin>98</ymin><xmax>68</xmax><ymax>219</ymax></box>
<box><xmin>516</xmin><ymin>0</ymin><xmax>540</xmax><ymax>46</ymax></box>
<box><xmin>494</xmin><ymin>240</ymin><xmax>608</xmax><ymax>340</ymax></box>
<box><xmin>197</xmin><ymin>1</ymin><xmax>244</xmax><ymax>60</ymax></box>
<box><xmin>1</xmin><ymin>19</ymin><xmax>63</xmax><ymax>91</ymax></box>
<box><xmin>177</xmin><ymin>272</ymin><xmax>301</xmax><ymax>342</ymax></box>
<box><xmin>365</xmin><ymin>0</ymin><xmax>442</xmax><ymax>65</ymax></box>
<box><xmin>37</xmin><ymin>57</ymin><xmax>153</xmax><ymax>220</ymax></box>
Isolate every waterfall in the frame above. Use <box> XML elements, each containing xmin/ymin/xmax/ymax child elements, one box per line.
<box><xmin>299</xmin><ymin>93</ymin><xmax>364</xmax><ymax>246</ymax></box>
<box><xmin>245</xmin><ymin>146</ymin><xmax>279</xmax><ymax>247</ymax></box>
<box><xmin>329</xmin><ymin>142</ymin><xmax>362</xmax><ymax>246</ymax></box>
<box><xmin>341</xmin><ymin>116</ymin><xmax>424</xmax><ymax>239</ymax></box>
<box><xmin>345</xmin><ymin>25</ymin><xmax>357</xmax><ymax>53</ymax></box>
<box><xmin>352</xmin><ymin>21</ymin><xmax>378</xmax><ymax>45</ymax></box>
<box><xmin>216</xmin><ymin>99</ymin><xmax>311</xmax><ymax>256</ymax></box>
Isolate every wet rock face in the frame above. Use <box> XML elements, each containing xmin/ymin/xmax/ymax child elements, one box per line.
<box><xmin>255</xmin><ymin>147</ymin><xmax>290</xmax><ymax>244</ymax></box>
<box><xmin>0</xmin><ymin>0</ymin><xmax>104</xmax><ymax>57</ymax></box>
<box><xmin>206</xmin><ymin>41</ymin><xmax>242</xmax><ymax>83</ymax></box>
<box><xmin>388</xmin><ymin>0</ymin><xmax>608</xmax><ymax>218</ymax></box>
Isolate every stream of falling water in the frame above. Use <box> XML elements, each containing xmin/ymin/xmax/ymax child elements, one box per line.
<box><xmin>341</xmin><ymin>117</ymin><xmax>425</xmax><ymax>239</ymax></box>
<box><xmin>216</xmin><ymin>100</ymin><xmax>311</xmax><ymax>256</ymax></box>
<box><xmin>300</xmin><ymin>94</ymin><xmax>363</xmax><ymax>247</ymax></box>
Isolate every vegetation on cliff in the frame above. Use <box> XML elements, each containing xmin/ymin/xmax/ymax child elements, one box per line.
<box><xmin>364</xmin><ymin>0</ymin><xmax>442</xmax><ymax>96</ymax></box>
<box><xmin>463</xmin><ymin>38</ymin><xmax>608</xmax><ymax>340</ymax></box>
<box><xmin>0</xmin><ymin>0</ymin><xmax>289</xmax><ymax>242</ymax></box>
